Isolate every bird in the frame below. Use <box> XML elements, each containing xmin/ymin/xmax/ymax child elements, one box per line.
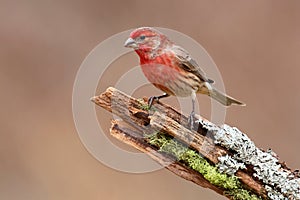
<box><xmin>124</xmin><ymin>27</ymin><xmax>244</xmax><ymax>129</ymax></box>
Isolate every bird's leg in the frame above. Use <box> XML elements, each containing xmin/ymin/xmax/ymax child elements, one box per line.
<box><xmin>188</xmin><ymin>91</ymin><xmax>196</xmax><ymax>130</ymax></box>
<box><xmin>148</xmin><ymin>93</ymin><xmax>169</xmax><ymax>109</ymax></box>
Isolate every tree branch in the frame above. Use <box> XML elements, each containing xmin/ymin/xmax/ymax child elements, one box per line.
<box><xmin>91</xmin><ymin>87</ymin><xmax>300</xmax><ymax>200</ymax></box>
<box><xmin>110</xmin><ymin>120</ymin><xmax>225</xmax><ymax>196</ymax></box>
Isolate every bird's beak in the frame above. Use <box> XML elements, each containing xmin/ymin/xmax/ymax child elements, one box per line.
<box><xmin>124</xmin><ymin>38</ymin><xmax>137</xmax><ymax>48</ymax></box>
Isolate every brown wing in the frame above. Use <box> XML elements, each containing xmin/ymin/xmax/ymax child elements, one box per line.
<box><xmin>171</xmin><ymin>45</ymin><xmax>214</xmax><ymax>83</ymax></box>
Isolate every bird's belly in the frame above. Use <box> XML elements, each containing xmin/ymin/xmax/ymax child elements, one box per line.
<box><xmin>141</xmin><ymin>63</ymin><xmax>200</xmax><ymax>97</ymax></box>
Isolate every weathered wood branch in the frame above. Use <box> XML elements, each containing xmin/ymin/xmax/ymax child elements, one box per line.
<box><xmin>110</xmin><ymin>120</ymin><xmax>225</xmax><ymax>196</ymax></box>
<box><xmin>91</xmin><ymin>87</ymin><xmax>300</xmax><ymax>200</ymax></box>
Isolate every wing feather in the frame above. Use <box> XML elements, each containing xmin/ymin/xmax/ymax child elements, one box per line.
<box><xmin>171</xmin><ymin>45</ymin><xmax>214</xmax><ymax>83</ymax></box>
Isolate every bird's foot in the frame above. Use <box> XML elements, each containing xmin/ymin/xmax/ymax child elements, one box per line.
<box><xmin>188</xmin><ymin>111</ymin><xmax>195</xmax><ymax>130</ymax></box>
<box><xmin>147</xmin><ymin>93</ymin><xmax>169</xmax><ymax>109</ymax></box>
<box><xmin>147</xmin><ymin>96</ymin><xmax>159</xmax><ymax>109</ymax></box>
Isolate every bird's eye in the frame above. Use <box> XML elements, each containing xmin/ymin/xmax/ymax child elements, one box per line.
<box><xmin>140</xmin><ymin>35</ymin><xmax>146</xmax><ymax>40</ymax></box>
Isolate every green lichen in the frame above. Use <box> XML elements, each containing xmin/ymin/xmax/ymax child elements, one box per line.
<box><xmin>145</xmin><ymin>133</ymin><xmax>263</xmax><ymax>200</ymax></box>
<box><xmin>225</xmin><ymin>189</ymin><xmax>262</xmax><ymax>200</ymax></box>
<box><xmin>136</xmin><ymin>99</ymin><xmax>151</xmax><ymax>111</ymax></box>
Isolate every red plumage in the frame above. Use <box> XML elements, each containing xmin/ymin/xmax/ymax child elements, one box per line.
<box><xmin>124</xmin><ymin>27</ymin><xmax>244</xmax><ymax>107</ymax></box>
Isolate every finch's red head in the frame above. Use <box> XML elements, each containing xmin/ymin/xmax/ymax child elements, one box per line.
<box><xmin>124</xmin><ymin>27</ymin><xmax>171</xmax><ymax>56</ymax></box>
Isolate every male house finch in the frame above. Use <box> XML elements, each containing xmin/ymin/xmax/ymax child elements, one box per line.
<box><xmin>124</xmin><ymin>27</ymin><xmax>244</xmax><ymax>128</ymax></box>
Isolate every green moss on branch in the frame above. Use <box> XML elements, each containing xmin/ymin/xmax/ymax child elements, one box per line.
<box><xmin>146</xmin><ymin>133</ymin><xmax>262</xmax><ymax>200</ymax></box>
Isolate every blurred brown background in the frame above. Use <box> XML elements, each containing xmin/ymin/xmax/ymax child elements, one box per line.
<box><xmin>1</xmin><ymin>0</ymin><xmax>300</xmax><ymax>199</ymax></box>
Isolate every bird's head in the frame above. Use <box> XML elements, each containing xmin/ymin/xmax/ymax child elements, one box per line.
<box><xmin>124</xmin><ymin>27</ymin><xmax>171</xmax><ymax>57</ymax></box>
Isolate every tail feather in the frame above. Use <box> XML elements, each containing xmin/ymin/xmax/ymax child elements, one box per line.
<box><xmin>209</xmin><ymin>88</ymin><xmax>245</xmax><ymax>106</ymax></box>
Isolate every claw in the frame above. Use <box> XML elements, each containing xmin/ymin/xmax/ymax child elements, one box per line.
<box><xmin>148</xmin><ymin>96</ymin><xmax>159</xmax><ymax>109</ymax></box>
<box><xmin>147</xmin><ymin>93</ymin><xmax>169</xmax><ymax>109</ymax></box>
